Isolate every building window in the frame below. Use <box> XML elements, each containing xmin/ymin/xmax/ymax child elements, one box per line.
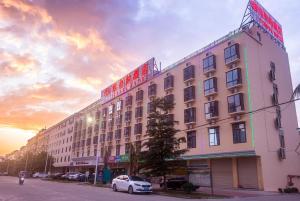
<box><xmin>86</xmin><ymin>138</ymin><xmax>91</xmax><ymax>146</ymax></box>
<box><xmin>125</xmin><ymin>111</ymin><xmax>132</xmax><ymax>122</ymax></box>
<box><xmin>107</xmin><ymin>132</ymin><xmax>113</xmax><ymax>141</ymax></box>
<box><xmin>209</xmin><ymin>127</ymin><xmax>220</xmax><ymax>146</ymax></box>
<box><xmin>204</xmin><ymin>101</ymin><xmax>219</xmax><ymax>119</ymax></box>
<box><xmin>108</xmin><ymin>119</ymin><xmax>114</xmax><ymax>129</ymax></box>
<box><xmin>101</xmin><ymin>121</ymin><xmax>106</xmax><ymax>130</ymax></box>
<box><xmin>226</xmin><ymin>68</ymin><xmax>242</xmax><ymax>88</ymax></box>
<box><xmin>116</xmin><ymin>100</ymin><xmax>123</xmax><ymax>111</ymax></box>
<box><xmin>228</xmin><ymin>93</ymin><xmax>244</xmax><ymax>113</ymax></box>
<box><xmin>115</xmin><ymin>114</ymin><xmax>122</xmax><ymax>125</ymax></box>
<box><xmin>102</xmin><ymin>108</ymin><xmax>107</xmax><ymax>118</ymax></box>
<box><xmin>116</xmin><ymin>145</ymin><xmax>120</xmax><ymax>156</ymax></box>
<box><xmin>224</xmin><ymin>43</ymin><xmax>240</xmax><ymax>64</ymax></box>
<box><xmin>147</xmin><ymin>102</ymin><xmax>156</xmax><ymax>114</ymax></box>
<box><xmin>124</xmin><ymin>126</ymin><xmax>131</xmax><ymax>138</ymax></box>
<box><xmin>269</xmin><ymin>62</ymin><xmax>276</xmax><ymax>81</ymax></box>
<box><xmin>95</xmin><ymin>111</ymin><xmax>101</xmax><ymax>120</ymax></box>
<box><xmin>94</xmin><ymin>149</ymin><xmax>97</xmax><ymax>156</ymax></box>
<box><xmin>87</xmin><ymin>149</ymin><xmax>90</xmax><ymax>156</ymax></box>
<box><xmin>164</xmin><ymin>75</ymin><xmax>174</xmax><ymax>90</ymax></box>
<box><xmin>279</xmin><ymin>134</ymin><xmax>285</xmax><ymax>148</ymax></box>
<box><xmin>164</xmin><ymin>94</ymin><xmax>174</xmax><ymax>105</ymax></box>
<box><xmin>187</xmin><ymin>130</ymin><xmax>196</xmax><ymax>148</ymax></box>
<box><xmin>184</xmin><ymin>86</ymin><xmax>195</xmax><ymax>102</ymax></box>
<box><xmin>125</xmin><ymin>143</ymin><xmax>130</xmax><ymax>154</ymax></box>
<box><xmin>184</xmin><ymin>107</ymin><xmax>196</xmax><ymax>123</ymax></box>
<box><xmin>115</xmin><ymin>129</ymin><xmax>121</xmax><ymax>140</ymax></box>
<box><xmin>232</xmin><ymin>122</ymin><xmax>246</xmax><ymax>143</ymax></box>
<box><xmin>93</xmin><ymin>136</ymin><xmax>98</xmax><ymax>144</ymax></box>
<box><xmin>148</xmin><ymin>84</ymin><xmax>157</xmax><ymax>97</ymax></box>
<box><xmin>107</xmin><ymin>146</ymin><xmax>112</xmax><ymax>156</ymax></box>
<box><xmin>94</xmin><ymin>124</ymin><xmax>99</xmax><ymax>134</ymax></box>
<box><xmin>272</xmin><ymin>83</ymin><xmax>279</xmax><ymax>105</ymax></box>
<box><xmin>204</xmin><ymin>77</ymin><xmax>217</xmax><ymax>96</ymax></box>
<box><xmin>100</xmin><ymin>147</ymin><xmax>104</xmax><ymax>157</ymax></box>
<box><xmin>134</xmin><ymin>123</ymin><xmax>143</xmax><ymax>135</ymax></box>
<box><xmin>183</xmin><ymin>65</ymin><xmax>195</xmax><ymax>81</ymax></box>
<box><xmin>125</xmin><ymin>95</ymin><xmax>133</xmax><ymax>106</ymax></box>
<box><xmin>135</xmin><ymin>106</ymin><xmax>143</xmax><ymax>118</ymax></box>
<box><xmin>108</xmin><ymin>104</ymin><xmax>114</xmax><ymax>114</ymax></box>
<box><xmin>203</xmin><ymin>55</ymin><xmax>216</xmax><ymax>73</ymax></box>
<box><xmin>135</xmin><ymin>141</ymin><xmax>142</xmax><ymax>152</ymax></box>
<box><xmin>136</xmin><ymin>90</ymin><xmax>144</xmax><ymax>102</ymax></box>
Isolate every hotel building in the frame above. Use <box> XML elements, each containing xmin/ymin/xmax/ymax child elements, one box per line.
<box><xmin>16</xmin><ymin>0</ymin><xmax>300</xmax><ymax>191</ymax></box>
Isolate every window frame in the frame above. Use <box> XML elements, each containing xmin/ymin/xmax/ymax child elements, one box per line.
<box><xmin>204</xmin><ymin>101</ymin><xmax>219</xmax><ymax>119</ymax></box>
<box><xmin>184</xmin><ymin>85</ymin><xmax>195</xmax><ymax>102</ymax></box>
<box><xmin>226</xmin><ymin>68</ymin><xmax>242</xmax><ymax>88</ymax></box>
<box><xmin>208</xmin><ymin>127</ymin><xmax>220</xmax><ymax>146</ymax></box>
<box><xmin>227</xmin><ymin>93</ymin><xmax>244</xmax><ymax>113</ymax></box>
<box><xmin>232</xmin><ymin>122</ymin><xmax>247</xmax><ymax>144</ymax></box>
<box><xmin>183</xmin><ymin>65</ymin><xmax>195</xmax><ymax>81</ymax></box>
<box><xmin>164</xmin><ymin>75</ymin><xmax>174</xmax><ymax>89</ymax></box>
<box><xmin>203</xmin><ymin>55</ymin><xmax>216</xmax><ymax>73</ymax></box>
<box><xmin>204</xmin><ymin>77</ymin><xmax>217</xmax><ymax>96</ymax></box>
<box><xmin>184</xmin><ymin>107</ymin><xmax>196</xmax><ymax>123</ymax></box>
<box><xmin>187</xmin><ymin>130</ymin><xmax>196</xmax><ymax>148</ymax></box>
<box><xmin>224</xmin><ymin>43</ymin><xmax>240</xmax><ymax>64</ymax></box>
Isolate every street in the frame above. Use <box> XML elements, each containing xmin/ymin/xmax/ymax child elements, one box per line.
<box><xmin>0</xmin><ymin>176</ymin><xmax>299</xmax><ymax>201</ymax></box>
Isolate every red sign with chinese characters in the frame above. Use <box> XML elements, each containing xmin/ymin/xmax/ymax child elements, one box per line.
<box><xmin>101</xmin><ymin>58</ymin><xmax>157</xmax><ymax>103</ymax></box>
<box><xmin>249</xmin><ymin>0</ymin><xmax>283</xmax><ymax>44</ymax></box>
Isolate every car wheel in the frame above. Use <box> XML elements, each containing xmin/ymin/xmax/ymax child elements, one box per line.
<box><xmin>113</xmin><ymin>184</ymin><xmax>118</xmax><ymax>192</ymax></box>
<box><xmin>128</xmin><ymin>186</ymin><xmax>134</xmax><ymax>194</ymax></box>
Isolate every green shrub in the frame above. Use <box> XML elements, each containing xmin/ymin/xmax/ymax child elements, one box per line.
<box><xmin>182</xmin><ymin>182</ymin><xmax>194</xmax><ymax>194</ymax></box>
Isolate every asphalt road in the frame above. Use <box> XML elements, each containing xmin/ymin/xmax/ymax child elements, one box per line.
<box><xmin>0</xmin><ymin>176</ymin><xmax>299</xmax><ymax>201</ymax></box>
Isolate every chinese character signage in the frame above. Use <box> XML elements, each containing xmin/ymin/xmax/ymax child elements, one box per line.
<box><xmin>249</xmin><ymin>0</ymin><xmax>284</xmax><ymax>45</ymax></box>
<box><xmin>101</xmin><ymin>58</ymin><xmax>158</xmax><ymax>103</ymax></box>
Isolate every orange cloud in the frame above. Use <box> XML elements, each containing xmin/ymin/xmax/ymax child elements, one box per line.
<box><xmin>1</xmin><ymin>0</ymin><xmax>52</xmax><ymax>24</ymax></box>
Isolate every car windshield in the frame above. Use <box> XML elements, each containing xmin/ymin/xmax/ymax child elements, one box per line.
<box><xmin>129</xmin><ymin>176</ymin><xmax>144</xmax><ymax>181</ymax></box>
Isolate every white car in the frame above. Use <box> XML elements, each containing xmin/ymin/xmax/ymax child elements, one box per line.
<box><xmin>112</xmin><ymin>175</ymin><xmax>152</xmax><ymax>194</ymax></box>
<box><xmin>32</xmin><ymin>172</ymin><xmax>48</xmax><ymax>178</ymax></box>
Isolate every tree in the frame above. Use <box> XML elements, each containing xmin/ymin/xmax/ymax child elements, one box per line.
<box><xmin>140</xmin><ymin>97</ymin><xmax>187</xmax><ymax>189</ymax></box>
<box><xmin>291</xmin><ymin>83</ymin><xmax>300</xmax><ymax>100</ymax></box>
<box><xmin>129</xmin><ymin>142</ymin><xmax>139</xmax><ymax>175</ymax></box>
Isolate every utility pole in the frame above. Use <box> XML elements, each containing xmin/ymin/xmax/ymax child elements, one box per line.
<box><xmin>24</xmin><ymin>151</ymin><xmax>29</xmax><ymax>171</ymax></box>
<box><xmin>94</xmin><ymin>149</ymin><xmax>99</xmax><ymax>185</ymax></box>
<box><xmin>44</xmin><ymin>152</ymin><xmax>49</xmax><ymax>173</ymax></box>
<box><xmin>6</xmin><ymin>160</ymin><xmax>10</xmax><ymax>174</ymax></box>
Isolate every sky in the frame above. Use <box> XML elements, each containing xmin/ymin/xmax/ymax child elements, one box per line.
<box><xmin>0</xmin><ymin>0</ymin><xmax>299</xmax><ymax>155</ymax></box>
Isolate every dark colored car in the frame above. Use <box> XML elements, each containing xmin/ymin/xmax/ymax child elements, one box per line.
<box><xmin>88</xmin><ymin>173</ymin><xmax>102</xmax><ymax>183</ymax></box>
<box><xmin>162</xmin><ymin>177</ymin><xmax>199</xmax><ymax>190</ymax></box>
<box><xmin>50</xmin><ymin>173</ymin><xmax>64</xmax><ymax>180</ymax></box>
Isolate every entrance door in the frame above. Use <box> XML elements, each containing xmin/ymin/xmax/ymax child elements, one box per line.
<box><xmin>212</xmin><ymin>158</ymin><xmax>233</xmax><ymax>189</ymax></box>
<box><xmin>237</xmin><ymin>157</ymin><xmax>258</xmax><ymax>189</ymax></box>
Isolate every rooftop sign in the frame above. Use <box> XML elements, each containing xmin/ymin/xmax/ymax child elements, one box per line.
<box><xmin>100</xmin><ymin>58</ymin><xmax>159</xmax><ymax>104</ymax></box>
<box><xmin>241</xmin><ymin>0</ymin><xmax>284</xmax><ymax>47</ymax></box>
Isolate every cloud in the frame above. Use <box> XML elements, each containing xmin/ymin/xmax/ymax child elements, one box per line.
<box><xmin>0</xmin><ymin>79</ymin><xmax>94</xmax><ymax>130</ymax></box>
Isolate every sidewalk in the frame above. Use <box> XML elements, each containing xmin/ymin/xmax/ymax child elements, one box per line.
<box><xmin>152</xmin><ymin>184</ymin><xmax>279</xmax><ymax>198</ymax></box>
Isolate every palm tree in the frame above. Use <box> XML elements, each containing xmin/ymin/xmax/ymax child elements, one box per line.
<box><xmin>291</xmin><ymin>84</ymin><xmax>300</xmax><ymax>100</ymax></box>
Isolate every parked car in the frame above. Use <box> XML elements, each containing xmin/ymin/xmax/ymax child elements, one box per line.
<box><xmin>61</xmin><ymin>172</ymin><xmax>75</xmax><ymax>179</ymax></box>
<box><xmin>88</xmin><ymin>173</ymin><xmax>102</xmax><ymax>183</ymax></box>
<box><xmin>0</xmin><ymin>172</ymin><xmax>8</xmax><ymax>176</ymax></box>
<box><xmin>68</xmin><ymin>172</ymin><xmax>85</xmax><ymax>181</ymax></box>
<box><xmin>112</xmin><ymin>175</ymin><xmax>152</xmax><ymax>194</ymax></box>
<box><xmin>50</xmin><ymin>173</ymin><xmax>64</xmax><ymax>179</ymax></box>
<box><xmin>162</xmin><ymin>177</ymin><xmax>199</xmax><ymax>191</ymax></box>
<box><xmin>32</xmin><ymin>172</ymin><xmax>48</xmax><ymax>178</ymax></box>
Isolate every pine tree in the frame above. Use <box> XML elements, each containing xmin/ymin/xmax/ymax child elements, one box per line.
<box><xmin>141</xmin><ymin>97</ymin><xmax>187</xmax><ymax>189</ymax></box>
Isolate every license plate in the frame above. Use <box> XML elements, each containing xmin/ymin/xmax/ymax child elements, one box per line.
<box><xmin>144</xmin><ymin>187</ymin><xmax>149</xmax><ymax>191</ymax></box>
